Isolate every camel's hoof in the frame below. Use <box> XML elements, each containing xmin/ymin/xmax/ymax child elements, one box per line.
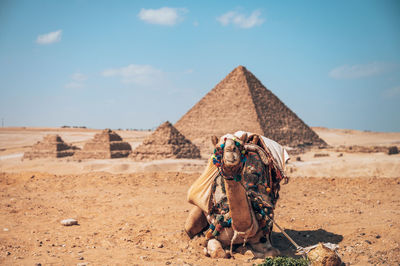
<box><xmin>264</xmin><ymin>247</ymin><xmax>280</xmax><ymax>258</ymax></box>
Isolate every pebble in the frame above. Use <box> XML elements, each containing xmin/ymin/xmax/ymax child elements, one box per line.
<box><xmin>6</xmin><ymin>251</ymin><xmax>11</xmax><ymax>256</ymax></box>
<box><xmin>375</xmin><ymin>235</ymin><xmax>381</xmax><ymax>239</ymax></box>
<box><xmin>157</xmin><ymin>243</ymin><xmax>164</xmax><ymax>248</ymax></box>
<box><xmin>61</xmin><ymin>219</ymin><xmax>78</xmax><ymax>226</ymax></box>
<box><xmin>78</xmin><ymin>256</ymin><xmax>84</xmax><ymax>260</ymax></box>
<box><xmin>365</xmin><ymin>240</ymin><xmax>372</xmax><ymax>244</ymax></box>
<box><xmin>77</xmin><ymin>263</ymin><xmax>87</xmax><ymax>266</ymax></box>
<box><xmin>3</xmin><ymin>228</ymin><xmax>9</xmax><ymax>231</ymax></box>
<box><xmin>140</xmin><ymin>256</ymin><xmax>147</xmax><ymax>260</ymax></box>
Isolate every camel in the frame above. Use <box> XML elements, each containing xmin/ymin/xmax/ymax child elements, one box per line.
<box><xmin>185</xmin><ymin>132</ymin><xmax>288</xmax><ymax>258</ymax></box>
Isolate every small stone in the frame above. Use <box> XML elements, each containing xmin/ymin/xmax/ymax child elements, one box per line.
<box><xmin>78</xmin><ymin>256</ymin><xmax>84</xmax><ymax>260</ymax></box>
<box><xmin>35</xmin><ymin>263</ymin><xmax>41</xmax><ymax>266</ymax></box>
<box><xmin>375</xmin><ymin>235</ymin><xmax>381</xmax><ymax>239</ymax></box>
<box><xmin>77</xmin><ymin>263</ymin><xmax>87</xmax><ymax>266</ymax></box>
<box><xmin>365</xmin><ymin>240</ymin><xmax>372</xmax><ymax>244</ymax></box>
<box><xmin>140</xmin><ymin>256</ymin><xmax>147</xmax><ymax>260</ymax></box>
<box><xmin>157</xmin><ymin>243</ymin><xmax>164</xmax><ymax>248</ymax></box>
<box><xmin>6</xmin><ymin>251</ymin><xmax>11</xmax><ymax>256</ymax></box>
<box><xmin>165</xmin><ymin>262</ymin><xmax>171</xmax><ymax>265</ymax></box>
<box><xmin>61</xmin><ymin>219</ymin><xmax>78</xmax><ymax>226</ymax></box>
<box><xmin>3</xmin><ymin>228</ymin><xmax>9</xmax><ymax>231</ymax></box>
<box><xmin>207</xmin><ymin>239</ymin><xmax>226</xmax><ymax>258</ymax></box>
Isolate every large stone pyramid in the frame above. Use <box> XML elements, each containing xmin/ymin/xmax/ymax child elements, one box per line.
<box><xmin>175</xmin><ymin>66</ymin><xmax>326</xmax><ymax>152</ymax></box>
<box><xmin>75</xmin><ymin>129</ymin><xmax>131</xmax><ymax>159</ymax></box>
<box><xmin>131</xmin><ymin>121</ymin><xmax>201</xmax><ymax>161</ymax></box>
<box><xmin>24</xmin><ymin>134</ymin><xmax>77</xmax><ymax>159</ymax></box>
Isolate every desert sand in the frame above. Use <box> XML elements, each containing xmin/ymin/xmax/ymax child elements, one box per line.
<box><xmin>1</xmin><ymin>127</ymin><xmax>400</xmax><ymax>265</ymax></box>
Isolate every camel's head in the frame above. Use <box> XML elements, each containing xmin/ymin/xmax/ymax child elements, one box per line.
<box><xmin>211</xmin><ymin>133</ymin><xmax>247</xmax><ymax>169</ymax></box>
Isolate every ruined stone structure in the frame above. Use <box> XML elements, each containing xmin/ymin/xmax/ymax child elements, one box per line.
<box><xmin>175</xmin><ymin>66</ymin><xmax>326</xmax><ymax>153</ymax></box>
<box><xmin>24</xmin><ymin>135</ymin><xmax>77</xmax><ymax>159</ymax></box>
<box><xmin>131</xmin><ymin>121</ymin><xmax>201</xmax><ymax>161</ymax></box>
<box><xmin>75</xmin><ymin>129</ymin><xmax>131</xmax><ymax>159</ymax></box>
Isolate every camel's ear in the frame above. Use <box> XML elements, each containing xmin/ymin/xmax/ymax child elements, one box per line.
<box><xmin>239</xmin><ymin>133</ymin><xmax>247</xmax><ymax>144</ymax></box>
<box><xmin>211</xmin><ymin>136</ymin><xmax>219</xmax><ymax>146</ymax></box>
<box><xmin>251</xmin><ymin>135</ymin><xmax>259</xmax><ymax>145</ymax></box>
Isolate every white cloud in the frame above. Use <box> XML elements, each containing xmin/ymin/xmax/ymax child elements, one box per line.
<box><xmin>102</xmin><ymin>64</ymin><xmax>163</xmax><ymax>85</ymax></box>
<box><xmin>184</xmin><ymin>69</ymin><xmax>194</xmax><ymax>74</ymax></box>
<box><xmin>329</xmin><ymin>62</ymin><xmax>391</xmax><ymax>79</ymax></box>
<box><xmin>36</xmin><ymin>30</ymin><xmax>62</xmax><ymax>44</ymax></box>
<box><xmin>383</xmin><ymin>86</ymin><xmax>400</xmax><ymax>98</ymax></box>
<box><xmin>71</xmin><ymin>73</ymin><xmax>87</xmax><ymax>82</ymax></box>
<box><xmin>64</xmin><ymin>82</ymin><xmax>84</xmax><ymax>89</ymax></box>
<box><xmin>138</xmin><ymin>7</ymin><xmax>187</xmax><ymax>26</ymax></box>
<box><xmin>65</xmin><ymin>72</ymin><xmax>87</xmax><ymax>89</ymax></box>
<box><xmin>217</xmin><ymin>10</ymin><xmax>264</xmax><ymax>29</ymax></box>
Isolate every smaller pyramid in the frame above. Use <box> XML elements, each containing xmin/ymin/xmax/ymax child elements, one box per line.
<box><xmin>75</xmin><ymin>129</ymin><xmax>132</xmax><ymax>159</ymax></box>
<box><xmin>24</xmin><ymin>135</ymin><xmax>77</xmax><ymax>159</ymax></box>
<box><xmin>131</xmin><ymin>121</ymin><xmax>201</xmax><ymax>161</ymax></box>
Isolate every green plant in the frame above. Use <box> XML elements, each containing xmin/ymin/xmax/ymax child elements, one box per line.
<box><xmin>258</xmin><ymin>256</ymin><xmax>309</xmax><ymax>266</ymax></box>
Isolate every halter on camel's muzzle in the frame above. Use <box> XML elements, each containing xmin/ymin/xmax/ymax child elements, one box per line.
<box><xmin>211</xmin><ymin>136</ymin><xmax>247</xmax><ymax>181</ymax></box>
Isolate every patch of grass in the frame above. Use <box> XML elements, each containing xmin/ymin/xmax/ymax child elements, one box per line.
<box><xmin>258</xmin><ymin>256</ymin><xmax>309</xmax><ymax>266</ymax></box>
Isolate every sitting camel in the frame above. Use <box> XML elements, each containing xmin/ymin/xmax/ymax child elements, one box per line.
<box><xmin>185</xmin><ymin>132</ymin><xmax>289</xmax><ymax>258</ymax></box>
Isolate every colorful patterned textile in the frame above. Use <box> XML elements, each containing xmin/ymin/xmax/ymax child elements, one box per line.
<box><xmin>207</xmin><ymin>151</ymin><xmax>276</xmax><ymax>239</ymax></box>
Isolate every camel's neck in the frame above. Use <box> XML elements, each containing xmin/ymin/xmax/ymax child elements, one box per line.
<box><xmin>224</xmin><ymin>178</ymin><xmax>253</xmax><ymax>232</ymax></box>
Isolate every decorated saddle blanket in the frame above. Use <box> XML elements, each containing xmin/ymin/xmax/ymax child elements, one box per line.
<box><xmin>206</xmin><ymin>150</ymin><xmax>277</xmax><ymax>238</ymax></box>
<box><xmin>187</xmin><ymin>131</ymin><xmax>290</xmax><ymax>214</ymax></box>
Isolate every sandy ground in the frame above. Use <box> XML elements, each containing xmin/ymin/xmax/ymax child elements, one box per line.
<box><xmin>0</xmin><ymin>127</ymin><xmax>400</xmax><ymax>265</ymax></box>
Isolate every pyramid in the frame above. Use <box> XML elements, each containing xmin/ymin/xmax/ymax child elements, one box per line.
<box><xmin>131</xmin><ymin>121</ymin><xmax>201</xmax><ymax>161</ymax></box>
<box><xmin>75</xmin><ymin>129</ymin><xmax>132</xmax><ymax>159</ymax></box>
<box><xmin>175</xmin><ymin>66</ymin><xmax>326</xmax><ymax>152</ymax></box>
<box><xmin>24</xmin><ymin>134</ymin><xmax>77</xmax><ymax>159</ymax></box>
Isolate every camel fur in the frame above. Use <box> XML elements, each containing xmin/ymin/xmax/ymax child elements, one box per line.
<box><xmin>185</xmin><ymin>132</ymin><xmax>288</xmax><ymax>258</ymax></box>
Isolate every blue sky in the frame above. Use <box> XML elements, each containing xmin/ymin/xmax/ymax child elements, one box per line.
<box><xmin>0</xmin><ymin>0</ymin><xmax>399</xmax><ymax>131</ymax></box>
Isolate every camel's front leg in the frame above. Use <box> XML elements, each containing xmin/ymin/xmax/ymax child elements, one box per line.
<box><xmin>224</xmin><ymin>179</ymin><xmax>253</xmax><ymax>232</ymax></box>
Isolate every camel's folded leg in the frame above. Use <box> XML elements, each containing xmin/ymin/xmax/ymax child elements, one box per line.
<box><xmin>184</xmin><ymin>206</ymin><xmax>208</xmax><ymax>238</ymax></box>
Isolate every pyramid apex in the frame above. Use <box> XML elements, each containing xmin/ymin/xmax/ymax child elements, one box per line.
<box><xmin>233</xmin><ymin>65</ymin><xmax>247</xmax><ymax>72</ymax></box>
<box><xmin>158</xmin><ymin>121</ymin><xmax>173</xmax><ymax>129</ymax></box>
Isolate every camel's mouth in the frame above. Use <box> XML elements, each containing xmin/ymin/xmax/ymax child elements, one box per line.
<box><xmin>224</xmin><ymin>158</ymin><xmax>240</xmax><ymax>166</ymax></box>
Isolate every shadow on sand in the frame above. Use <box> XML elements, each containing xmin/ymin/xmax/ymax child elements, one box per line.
<box><xmin>272</xmin><ymin>228</ymin><xmax>343</xmax><ymax>258</ymax></box>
